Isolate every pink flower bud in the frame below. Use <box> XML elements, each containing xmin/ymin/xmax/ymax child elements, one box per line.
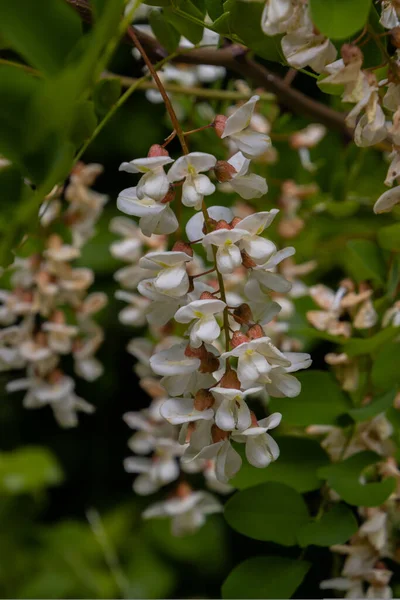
<box><xmin>214</xmin><ymin>160</ymin><xmax>237</xmax><ymax>182</ymax></box>
<box><xmin>147</xmin><ymin>144</ymin><xmax>169</xmax><ymax>157</ymax></box>
<box><xmin>231</xmin><ymin>331</ymin><xmax>250</xmax><ymax>348</ymax></box>
<box><xmin>213</xmin><ymin>115</ymin><xmax>228</xmax><ymax>138</ymax></box>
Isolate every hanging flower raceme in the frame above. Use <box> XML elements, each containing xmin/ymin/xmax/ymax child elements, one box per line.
<box><xmin>0</xmin><ymin>164</ymin><xmax>107</xmax><ymax>427</ymax></box>
<box><xmin>114</xmin><ymin>94</ymin><xmax>311</xmax><ymax>535</ymax></box>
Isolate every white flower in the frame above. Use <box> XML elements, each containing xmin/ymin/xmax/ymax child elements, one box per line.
<box><xmin>202</xmin><ymin>227</ymin><xmax>247</xmax><ymax>274</ymax></box>
<box><xmin>174</xmin><ymin>299</ymin><xmax>226</xmax><ymax>347</ymax></box>
<box><xmin>380</xmin><ymin>1</ymin><xmax>400</xmax><ymax>29</ymax></box>
<box><xmin>261</xmin><ymin>0</ymin><xmax>292</xmax><ymax>35</ymax></box>
<box><xmin>124</xmin><ymin>448</ymin><xmax>180</xmax><ymax>495</ymax></box>
<box><xmin>150</xmin><ymin>342</ymin><xmax>200</xmax><ymax>376</ymax></box>
<box><xmin>137</xmin><ymin>279</ymin><xmax>183</xmax><ymax>326</ymax></box>
<box><xmin>221</xmin><ymin>96</ymin><xmax>271</xmax><ymax>158</ymax></box>
<box><xmin>119</xmin><ymin>156</ymin><xmax>173</xmax><ymax>201</ymax></box>
<box><xmin>354</xmin><ymin>93</ymin><xmax>387</xmax><ymax>148</ymax></box>
<box><xmin>139</xmin><ymin>250</ymin><xmax>192</xmax><ymax>297</ymax></box>
<box><xmin>221</xmin><ymin>337</ymin><xmax>291</xmax><ymax>388</ymax></box>
<box><xmin>143</xmin><ymin>489</ymin><xmax>222</xmax><ymax>536</ymax></box>
<box><xmin>182</xmin><ymin>423</ymin><xmax>242</xmax><ymax>484</ymax></box>
<box><xmin>234</xmin><ymin>211</ymin><xmax>278</xmax><ymax>264</ymax></box>
<box><xmin>232</xmin><ymin>413</ymin><xmax>281</xmax><ymax>467</ymax></box>
<box><xmin>167</xmin><ymin>152</ymin><xmax>216</xmax><ymax>209</ymax></box>
<box><xmin>160</xmin><ymin>396</ymin><xmax>214</xmax><ymax>424</ymax></box>
<box><xmin>282</xmin><ymin>31</ymin><xmax>337</xmax><ymax>73</ymax></box>
<box><xmin>186</xmin><ymin>205</ymin><xmax>233</xmax><ymax>242</ymax></box>
<box><xmin>374</xmin><ymin>186</ymin><xmax>400</xmax><ymax>213</ymax></box>
<box><xmin>117</xmin><ymin>186</ymin><xmax>178</xmax><ymax>236</ymax></box>
<box><xmin>210</xmin><ymin>386</ymin><xmax>262</xmax><ymax>431</ymax></box>
<box><xmin>250</xmin><ymin>246</ymin><xmax>295</xmax><ymax>292</ymax></box>
<box><xmin>225</xmin><ymin>152</ymin><xmax>268</xmax><ymax>199</ymax></box>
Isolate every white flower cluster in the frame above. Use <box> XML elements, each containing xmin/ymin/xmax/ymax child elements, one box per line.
<box><xmin>114</xmin><ymin>95</ymin><xmax>311</xmax><ymax>534</ymax></box>
<box><xmin>0</xmin><ymin>163</ymin><xmax>107</xmax><ymax>427</ymax></box>
<box><xmin>254</xmin><ymin>0</ymin><xmax>400</xmax><ymax>214</ymax></box>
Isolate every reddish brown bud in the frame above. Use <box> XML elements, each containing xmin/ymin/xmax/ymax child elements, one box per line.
<box><xmin>175</xmin><ymin>481</ymin><xmax>192</xmax><ymax>498</ymax></box>
<box><xmin>194</xmin><ymin>389</ymin><xmax>215</xmax><ymax>411</ymax></box>
<box><xmin>29</xmin><ymin>254</ymin><xmax>42</xmax><ymax>270</ymax></box>
<box><xmin>47</xmin><ymin>234</ymin><xmax>63</xmax><ymax>249</ymax></box>
<box><xmin>200</xmin><ymin>354</ymin><xmax>220</xmax><ymax>373</ymax></box>
<box><xmin>211</xmin><ymin>424</ymin><xmax>229</xmax><ymax>443</ymax></box>
<box><xmin>202</xmin><ymin>217</ymin><xmax>217</xmax><ymax>234</ymax></box>
<box><xmin>214</xmin><ymin>160</ymin><xmax>237</xmax><ymax>182</ymax></box>
<box><xmin>250</xmin><ymin>411</ymin><xmax>259</xmax><ymax>428</ymax></box>
<box><xmin>213</xmin><ymin>115</ymin><xmax>228</xmax><ymax>138</ymax></box>
<box><xmin>215</xmin><ymin>219</ymin><xmax>232</xmax><ymax>230</ymax></box>
<box><xmin>148</xmin><ymin>144</ymin><xmax>169</xmax><ymax>157</ymax></box>
<box><xmin>35</xmin><ymin>331</ymin><xmax>48</xmax><ymax>346</ymax></box>
<box><xmin>230</xmin><ymin>217</ymin><xmax>242</xmax><ymax>228</ymax></box>
<box><xmin>241</xmin><ymin>250</ymin><xmax>257</xmax><ymax>269</ymax></box>
<box><xmin>247</xmin><ymin>324</ymin><xmax>264</xmax><ymax>339</ymax></box>
<box><xmin>160</xmin><ymin>185</ymin><xmax>175</xmax><ymax>204</ymax></box>
<box><xmin>172</xmin><ymin>241</ymin><xmax>193</xmax><ymax>256</ymax></box>
<box><xmin>200</xmin><ymin>291</ymin><xmax>215</xmax><ymax>300</ymax></box>
<box><xmin>184</xmin><ymin>344</ymin><xmax>208</xmax><ymax>360</ymax></box>
<box><xmin>340</xmin><ymin>43</ymin><xmax>363</xmax><ymax>65</ymax></box>
<box><xmin>51</xmin><ymin>310</ymin><xmax>65</xmax><ymax>324</ymax></box>
<box><xmin>231</xmin><ymin>331</ymin><xmax>250</xmax><ymax>348</ymax></box>
<box><xmin>48</xmin><ymin>369</ymin><xmax>63</xmax><ymax>384</ymax></box>
<box><xmin>219</xmin><ymin>369</ymin><xmax>241</xmax><ymax>390</ymax></box>
<box><xmin>233</xmin><ymin>303</ymin><xmax>253</xmax><ymax>325</ymax></box>
<box><xmin>391</xmin><ymin>27</ymin><xmax>400</xmax><ymax>48</ymax></box>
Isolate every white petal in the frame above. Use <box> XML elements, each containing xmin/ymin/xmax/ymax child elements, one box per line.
<box><xmin>217</xmin><ymin>244</ymin><xmax>242</xmax><ymax>274</ymax></box>
<box><xmin>215</xmin><ymin>440</ymin><xmax>242</xmax><ymax>483</ymax></box>
<box><xmin>186</xmin><ymin>206</ymin><xmax>233</xmax><ymax>241</ymax></box>
<box><xmin>222</xmin><ymin>96</ymin><xmax>259</xmax><ymax>138</ymax></box>
<box><xmin>215</xmin><ymin>397</ymin><xmax>236</xmax><ymax>431</ymax></box>
<box><xmin>231</xmin><ymin>174</ymin><xmax>268</xmax><ymax>199</ymax></box>
<box><xmin>374</xmin><ymin>186</ymin><xmax>400</xmax><ymax>214</ymax></box>
<box><xmin>160</xmin><ymin>397</ymin><xmax>214</xmax><ymax>424</ymax></box>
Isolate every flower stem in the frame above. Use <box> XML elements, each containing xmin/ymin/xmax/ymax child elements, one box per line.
<box><xmin>127</xmin><ymin>27</ymin><xmax>189</xmax><ymax>155</ymax></box>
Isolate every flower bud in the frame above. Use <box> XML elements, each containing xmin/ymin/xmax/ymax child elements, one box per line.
<box><xmin>48</xmin><ymin>368</ymin><xmax>63</xmax><ymax>384</ymax></box>
<box><xmin>148</xmin><ymin>144</ymin><xmax>169</xmax><ymax>157</ymax></box>
<box><xmin>233</xmin><ymin>303</ymin><xmax>253</xmax><ymax>325</ymax></box>
<box><xmin>340</xmin><ymin>43</ymin><xmax>363</xmax><ymax>65</ymax></box>
<box><xmin>175</xmin><ymin>481</ymin><xmax>192</xmax><ymax>498</ymax></box>
<box><xmin>215</xmin><ymin>219</ymin><xmax>232</xmax><ymax>230</ymax></box>
<box><xmin>247</xmin><ymin>324</ymin><xmax>264</xmax><ymax>339</ymax></box>
<box><xmin>230</xmin><ymin>217</ymin><xmax>242</xmax><ymax>228</ymax></box>
<box><xmin>185</xmin><ymin>343</ymin><xmax>208</xmax><ymax>360</ymax></box>
<box><xmin>241</xmin><ymin>250</ymin><xmax>256</xmax><ymax>268</ymax></box>
<box><xmin>219</xmin><ymin>369</ymin><xmax>241</xmax><ymax>389</ymax></box>
<box><xmin>200</xmin><ymin>291</ymin><xmax>216</xmax><ymax>300</ymax></box>
<box><xmin>172</xmin><ymin>241</ymin><xmax>193</xmax><ymax>256</ymax></box>
<box><xmin>214</xmin><ymin>160</ymin><xmax>237</xmax><ymax>182</ymax></box>
<box><xmin>194</xmin><ymin>389</ymin><xmax>215</xmax><ymax>411</ymax></box>
<box><xmin>231</xmin><ymin>331</ymin><xmax>250</xmax><ymax>347</ymax></box>
<box><xmin>250</xmin><ymin>411</ymin><xmax>259</xmax><ymax>428</ymax></box>
<box><xmin>391</xmin><ymin>27</ymin><xmax>400</xmax><ymax>49</ymax></box>
<box><xmin>211</xmin><ymin>424</ymin><xmax>229</xmax><ymax>443</ymax></box>
<box><xmin>51</xmin><ymin>310</ymin><xmax>65</xmax><ymax>324</ymax></box>
<box><xmin>213</xmin><ymin>115</ymin><xmax>228</xmax><ymax>138</ymax></box>
<box><xmin>160</xmin><ymin>185</ymin><xmax>176</xmax><ymax>204</ymax></box>
<box><xmin>200</xmin><ymin>353</ymin><xmax>220</xmax><ymax>373</ymax></box>
<box><xmin>47</xmin><ymin>234</ymin><xmax>63</xmax><ymax>249</ymax></box>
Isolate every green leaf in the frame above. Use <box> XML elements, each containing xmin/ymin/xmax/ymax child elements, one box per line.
<box><xmin>0</xmin><ymin>446</ymin><xmax>63</xmax><ymax>494</ymax></box>
<box><xmin>231</xmin><ymin>437</ymin><xmax>329</xmax><ymax>493</ymax></box>
<box><xmin>212</xmin><ymin>12</ymin><xmax>232</xmax><ymax>34</ymax></box>
<box><xmin>269</xmin><ymin>371</ymin><xmax>350</xmax><ymax>426</ymax></box>
<box><xmin>309</xmin><ymin>0</ymin><xmax>372</xmax><ymax>40</ymax></box>
<box><xmin>349</xmin><ymin>389</ymin><xmax>397</xmax><ymax>422</ymax></box>
<box><xmin>345</xmin><ymin>239</ymin><xmax>385</xmax><ymax>285</ymax></box>
<box><xmin>150</xmin><ymin>10</ymin><xmax>181</xmax><ymax>52</ymax></box>
<box><xmin>378</xmin><ymin>223</ymin><xmax>400</xmax><ymax>251</ymax></box>
<box><xmin>222</xmin><ymin>556</ymin><xmax>310</xmax><ymax>599</ymax></box>
<box><xmin>371</xmin><ymin>343</ymin><xmax>400</xmax><ymax>391</ymax></box>
<box><xmin>93</xmin><ymin>79</ymin><xmax>121</xmax><ymax>116</ymax></box>
<box><xmin>206</xmin><ymin>0</ymin><xmax>224</xmax><ymax>21</ymax></box>
<box><xmin>227</xmin><ymin>0</ymin><xmax>283</xmax><ymax>61</ymax></box>
<box><xmin>346</xmin><ymin>327</ymin><xmax>398</xmax><ymax>357</ymax></box>
<box><xmin>224</xmin><ymin>482</ymin><xmax>309</xmax><ymax>545</ymax></box>
<box><xmin>0</xmin><ymin>0</ymin><xmax>82</xmax><ymax>75</ymax></box>
<box><xmin>164</xmin><ymin>0</ymin><xmax>205</xmax><ymax>44</ymax></box>
<box><xmin>318</xmin><ymin>451</ymin><xmax>396</xmax><ymax>507</ymax></box>
<box><xmin>297</xmin><ymin>504</ymin><xmax>358</xmax><ymax>547</ymax></box>
<box><xmin>69</xmin><ymin>101</ymin><xmax>98</xmax><ymax>147</ymax></box>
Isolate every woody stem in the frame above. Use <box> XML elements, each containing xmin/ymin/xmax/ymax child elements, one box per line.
<box><xmin>127</xmin><ymin>27</ymin><xmax>189</xmax><ymax>155</ymax></box>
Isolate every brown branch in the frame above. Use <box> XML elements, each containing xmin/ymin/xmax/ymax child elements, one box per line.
<box><xmin>65</xmin><ymin>0</ymin><xmax>350</xmax><ymax>135</ymax></box>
